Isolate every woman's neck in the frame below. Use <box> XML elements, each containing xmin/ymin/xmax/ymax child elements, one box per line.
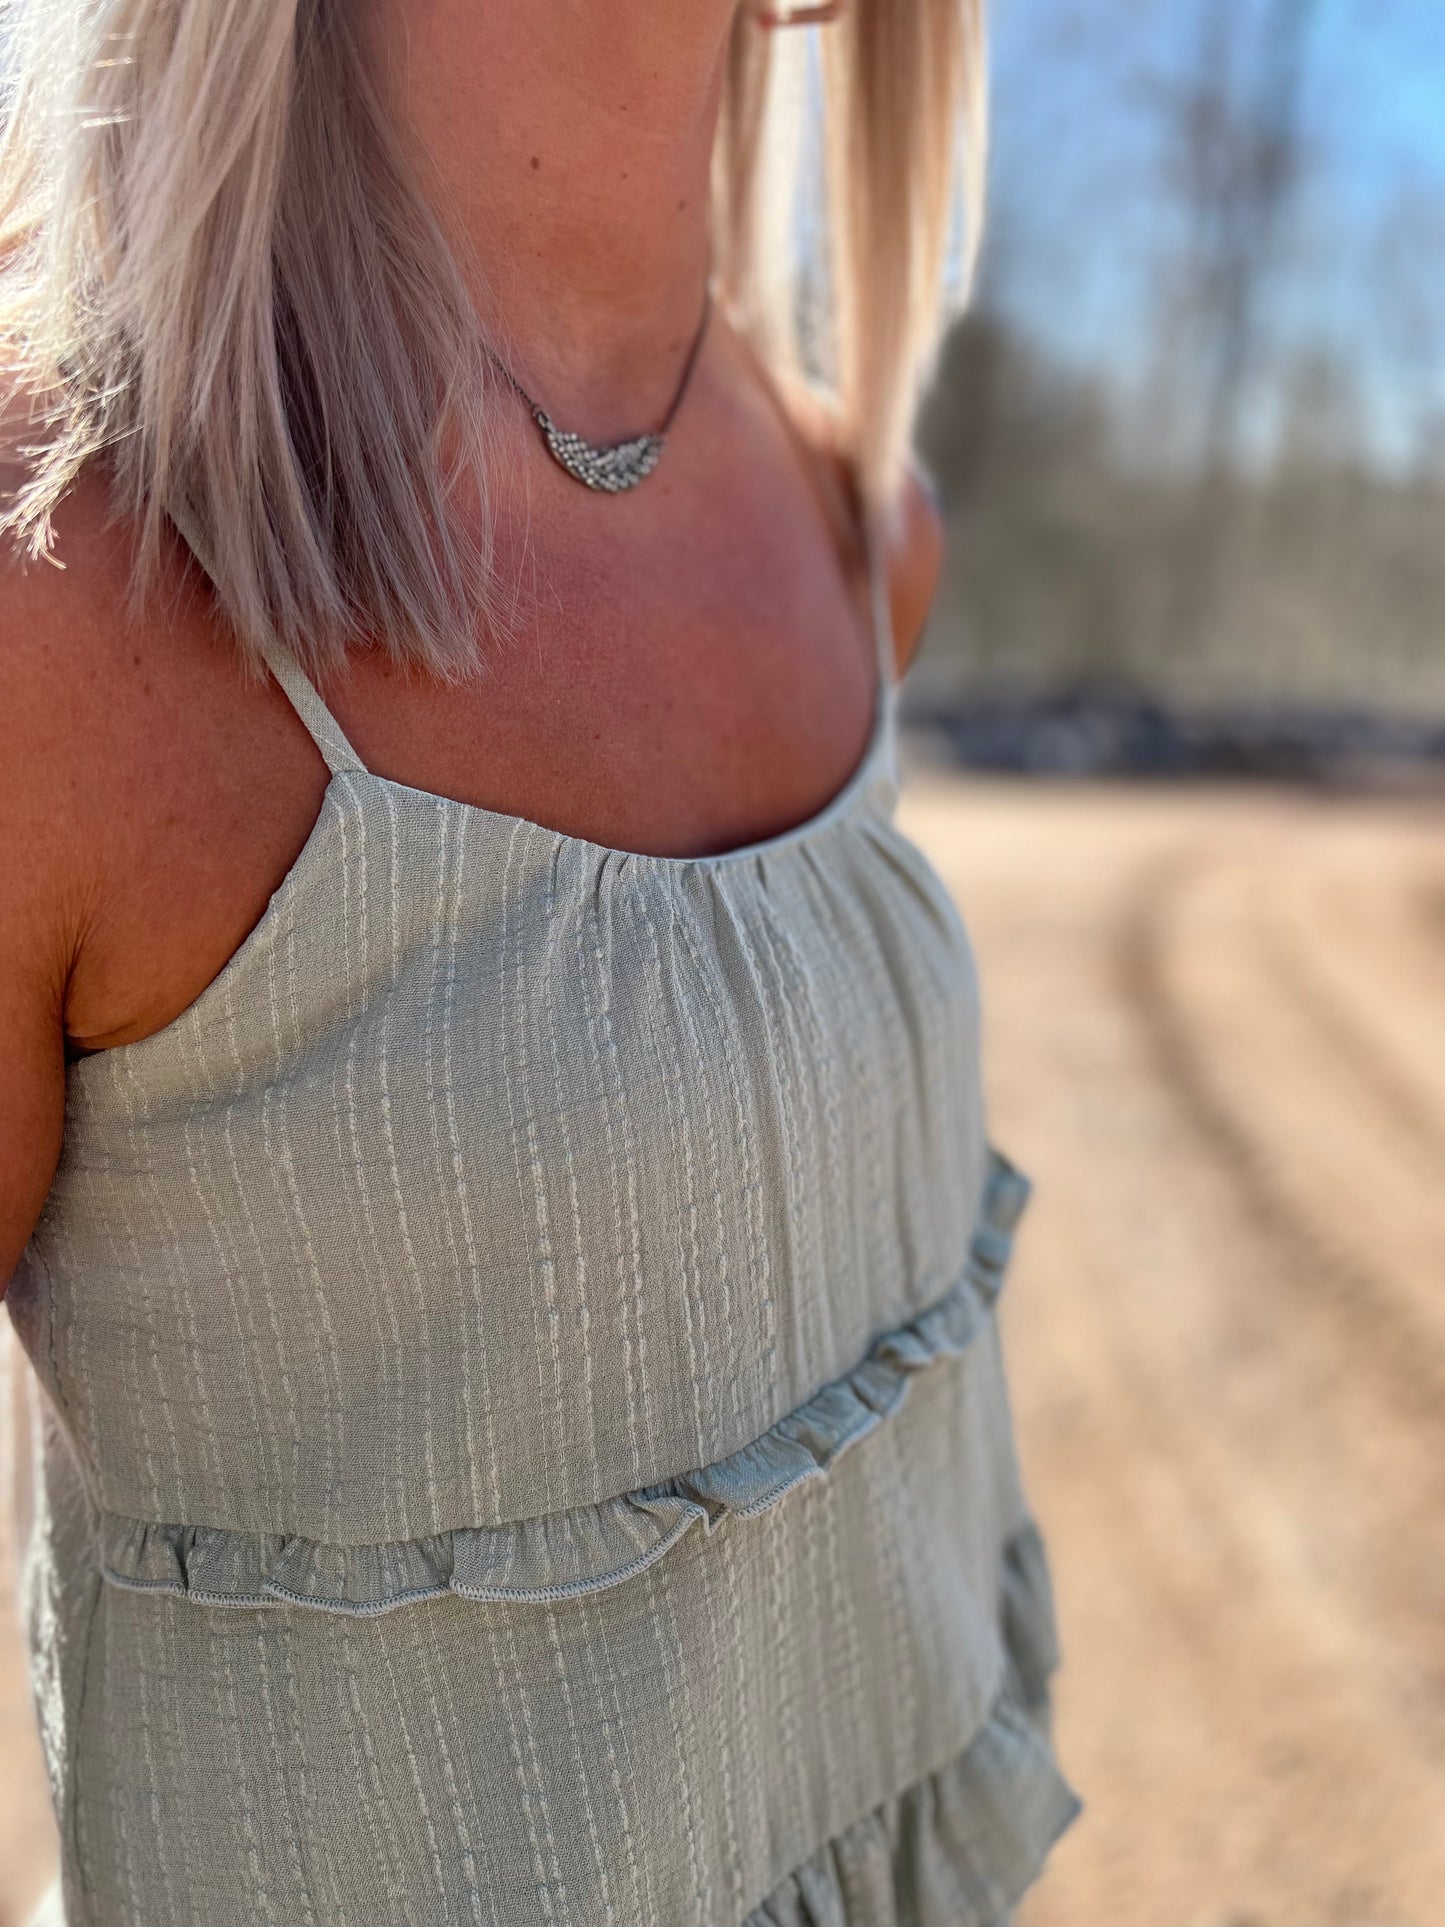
<box><xmin>363</xmin><ymin>0</ymin><xmax>736</xmax><ymax>438</ymax></box>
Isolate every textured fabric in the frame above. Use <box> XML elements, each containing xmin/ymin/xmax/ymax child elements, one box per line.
<box><xmin>6</xmin><ymin>516</ymin><xmax>1080</xmax><ymax>1924</ymax></box>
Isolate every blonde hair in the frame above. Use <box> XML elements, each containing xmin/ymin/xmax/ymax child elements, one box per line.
<box><xmin>0</xmin><ymin>0</ymin><xmax>986</xmax><ymax>682</ymax></box>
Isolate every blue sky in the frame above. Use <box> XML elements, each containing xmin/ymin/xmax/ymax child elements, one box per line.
<box><xmin>978</xmin><ymin>0</ymin><xmax>1445</xmax><ymax>469</ymax></box>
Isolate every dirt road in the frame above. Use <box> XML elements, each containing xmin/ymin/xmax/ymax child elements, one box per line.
<box><xmin>3</xmin><ymin>775</ymin><xmax>1442</xmax><ymax>1925</ymax></box>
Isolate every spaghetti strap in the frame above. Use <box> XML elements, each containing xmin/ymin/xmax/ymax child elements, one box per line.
<box><xmin>255</xmin><ymin>636</ymin><xmax>369</xmax><ymax>779</ymax></box>
<box><xmin>165</xmin><ymin>497</ymin><xmax>368</xmax><ymax>778</ymax></box>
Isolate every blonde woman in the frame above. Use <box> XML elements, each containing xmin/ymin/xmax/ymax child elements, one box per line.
<box><xmin>0</xmin><ymin>1</ymin><xmax>1080</xmax><ymax>1922</ymax></box>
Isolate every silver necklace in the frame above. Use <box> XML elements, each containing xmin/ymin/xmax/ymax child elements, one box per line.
<box><xmin>484</xmin><ymin>284</ymin><xmax>713</xmax><ymax>493</ymax></box>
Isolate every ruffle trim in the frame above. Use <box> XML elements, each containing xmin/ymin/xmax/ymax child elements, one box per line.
<box><xmin>98</xmin><ymin>1142</ymin><xmax>1032</xmax><ymax>1616</ymax></box>
<box><xmin>743</xmin><ymin>1676</ymin><xmax>1081</xmax><ymax>1927</ymax></box>
<box><xmin>745</xmin><ymin>1514</ymin><xmax>1079</xmax><ymax>1926</ymax></box>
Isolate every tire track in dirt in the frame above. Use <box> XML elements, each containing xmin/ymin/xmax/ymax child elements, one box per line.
<box><xmin>1106</xmin><ymin>810</ymin><xmax>1445</xmax><ymax>1784</ymax></box>
<box><xmin>1261</xmin><ymin>850</ymin><xmax>1445</xmax><ymax>1163</ymax></box>
<box><xmin>1258</xmin><ymin>912</ymin><xmax>1445</xmax><ymax>1161</ymax></box>
<box><xmin>1117</xmin><ymin>836</ymin><xmax>1445</xmax><ymax>1420</ymax></box>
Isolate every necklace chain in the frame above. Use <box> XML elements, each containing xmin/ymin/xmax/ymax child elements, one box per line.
<box><xmin>483</xmin><ymin>282</ymin><xmax>714</xmax><ymax>494</ymax></box>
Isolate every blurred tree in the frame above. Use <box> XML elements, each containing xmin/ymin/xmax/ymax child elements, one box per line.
<box><xmin>910</xmin><ymin>0</ymin><xmax>1445</xmax><ymax>722</ymax></box>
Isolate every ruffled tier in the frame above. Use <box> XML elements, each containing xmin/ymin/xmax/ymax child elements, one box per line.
<box><xmin>748</xmin><ymin>1501</ymin><xmax>1079</xmax><ymax>1927</ymax></box>
<box><xmin>99</xmin><ymin>1143</ymin><xmax>1033</xmax><ymax>1616</ymax></box>
<box><xmin>743</xmin><ymin>1675</ymin><xmax>1081</xmax><ymax>1927</ymax></box>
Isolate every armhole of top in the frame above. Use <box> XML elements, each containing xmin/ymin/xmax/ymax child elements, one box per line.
<box><xmin>164</xmin><ymin>498</ymin><xmax>369</xmax><ymax>780</ymax></box>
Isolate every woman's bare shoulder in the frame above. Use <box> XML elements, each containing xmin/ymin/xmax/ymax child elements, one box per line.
<box><xmin>0</xmin><ymin>461</ymin><xmax>225</xmax><ymax>1005</ymax></box>
<box><xmin>783</xmin><ymin>383</ymin><xmax>946</xmax><ymax>679</ymax></box>
<box><xmin>0</xmin><ymin>465</ymin><xmax>133</xmax><ymax>1289</ymax></box>
<box><xmin>885</xmin><ymin>456</ymin><xmax>945</xmax><ymax>677</ymax></box>
<box><xmin>0</xmin><ymin>454</ymin><xmax>287</xmax><ymax>995</ymax></box>
<box><xmin>0</xmin><ymin>465</ymin><xmax>151</xmax><ymax>838</ymax></box>
<box><xmin>1</xmin><ymin>469</ymin><xmax>118</xmax><ymax>818</ymax></box>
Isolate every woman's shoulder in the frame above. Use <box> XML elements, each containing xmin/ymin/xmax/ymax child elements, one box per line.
<box><xmin>0</xmin><ymin>458</ymin><xmax>124</xmax><ymax>910</ymax></box>
<box><xmin>0</xmin><ymin>452</ymin><xmax>281</xmax><ymax>1047</ymax></box>
<box><xmin>0</xmin><ymin>461</ymin><xmax>166</xmax><ymax>862</ymax></box>
<box><xmin>885</xmin><ymin>456</ymin><xmax>946</xmax><ymax>677</ymax></box>
<box><xmin>780</xmin><ymin>381</ymin><xmax>945</xmax><ymax>679</ymax></box>
<box><xmin>0</xmin><ymin>452</ymin><xmax>129</xmax><ymax>1289</ymax></box>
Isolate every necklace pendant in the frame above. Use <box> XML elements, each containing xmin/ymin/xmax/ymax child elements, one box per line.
<box><xmin>533</xmin><ymin>408</ymin><xmax>665</xmax><ymax>493</ymax></box>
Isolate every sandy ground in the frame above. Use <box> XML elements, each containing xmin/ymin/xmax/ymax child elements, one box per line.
<box><xmin>3</xmin><ymin>773</ymin><xmax>1443</xmax><ymax>1925</ymax></box>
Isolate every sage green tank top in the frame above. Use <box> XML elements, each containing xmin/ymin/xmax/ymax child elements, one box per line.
<box><xmin>6</xmin><ymin>500</ymin><xmax>1079</xmax><ymax>1926</ymax></box>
